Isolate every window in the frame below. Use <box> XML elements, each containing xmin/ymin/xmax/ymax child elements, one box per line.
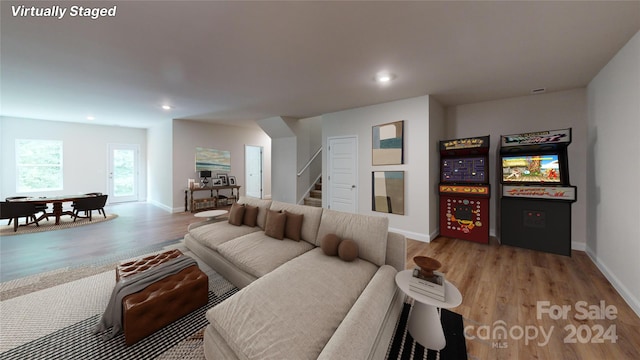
<box><xmin>16</xmin><ymin>139</ymin><xmax>63</xmax><ymax>192</ymax></box>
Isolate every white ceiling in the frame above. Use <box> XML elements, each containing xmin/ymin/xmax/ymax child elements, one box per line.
<box><xmin>1</xmin><ymin>1</ymin><xmax>639</xmax><ymax>129</ymax></box>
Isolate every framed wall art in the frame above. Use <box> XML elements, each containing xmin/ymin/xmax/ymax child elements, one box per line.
<box><xmin>372</xmin><ymin>171</ymin><xmax>404</xmax><ymax>215</ymax></box>
<box><xmin>372</xmin><ymin>121</ymin><xmax>404</xmax><ymax>165</ymax></box>
<box><xmin>195</xmin><ymin>147</ymin><xmax>231</xmax><ymax>172</ymax></box>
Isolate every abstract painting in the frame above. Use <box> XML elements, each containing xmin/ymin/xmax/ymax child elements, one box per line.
<box><xmin>372</xmin><ymin>121</ymin><xmax>404</xmax><ymax>165</ymax></box>
<box><xmin>372</xmin><ymin>171</ymin><xmax>404</xmax><ymax>215</ymax></box>
<box><xmin>195</xmin><ymin>147</ymin><xmax>231</xmax><ymax>172</ymax></box>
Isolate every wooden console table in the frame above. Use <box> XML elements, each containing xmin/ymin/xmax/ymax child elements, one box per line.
<box><xmin>185</xmin><ymin>185</ymin><xmax>240</xmax><ymax>212</ymax></box>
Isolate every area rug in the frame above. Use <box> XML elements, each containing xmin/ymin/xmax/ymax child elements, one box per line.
<box><xmin>0</xmin><ymin>243</ymin><xmax>468</xmax><ymax>360</ymax></box>
<box><xmin>386</xmin><ymin>302</ymin><xmax>468</xmax><ymax>360</ymax></box>
<box><xmin>0</xmin><ymin>242</ymin><xmax>236</xmax><ymax>358</ymax></box>
<box><xmin>0</xmin><ymin>213</ymin><xmax>117</xmax><ymax>236</ymax></box>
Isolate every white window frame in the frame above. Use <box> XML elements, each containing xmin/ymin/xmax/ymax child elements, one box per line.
<box><xmin>15</xmin><ymin>139</ymin><xmax>64</xmax><ymax>193</ymax></box>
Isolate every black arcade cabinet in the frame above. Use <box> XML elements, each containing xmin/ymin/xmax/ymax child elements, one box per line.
<box><xmin>498</xmin><ymin>128</ymin><xmax>577</xmax><ymax>256</ymax></box>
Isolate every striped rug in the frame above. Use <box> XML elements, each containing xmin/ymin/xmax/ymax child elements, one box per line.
<box><xmin>386</xmin><ymin>302</ymin><xmax>468</xmax><ymax>360</ymax></box>
<box><xmin>0</xmin><ymin>291</ymin><xmax>236</xmax><ymax>360</ymax></box>
<box><xmin>1</xmin><ymin>243</ymin><xmax>468</xmax><ymax>360</ymax></box>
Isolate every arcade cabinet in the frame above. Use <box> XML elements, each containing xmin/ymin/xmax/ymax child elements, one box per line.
<box><xmin>498</xmin><ymin>128</ymin><xmax>577</xmax><ymax>256</ymax></box>
<box><xmin>439</xmin><ymin>136</ymin><xmax>490</xmax><ymax>244</ymax></box>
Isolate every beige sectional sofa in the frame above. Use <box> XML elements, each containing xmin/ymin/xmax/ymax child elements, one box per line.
<box><xmin>184</xmin><ymin>196</ymin><xmax>407</xmax><ymax>360</ymax></box>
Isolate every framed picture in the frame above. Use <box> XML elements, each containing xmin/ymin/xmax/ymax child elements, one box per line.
<box><xmin>228</xmin><ymin>176</ymin><xmax>237</xmax><ymax>186</ymax></box>
<box><xmin>372</xmin><ymin>121</ymin><xmax>404</xmax><ymax>165</ymax></box>
<box><xmin>217</xmin><ymin>173</ymin><xmax>228</xmax><ymax>186</ymax></box>
<box><xmin>211</xmin><ymin>178</ymin><xmax>223</xmax><ymax>186</ymax></box>
<box><xmin>372</xmin><ymin>171</ymin><xmax>404</xmax><ymax>215</ymax></box>
<box><xmin>195</xmin><ymin>147</ymin><xmax>231</xmax><ymax>172</ymax></box>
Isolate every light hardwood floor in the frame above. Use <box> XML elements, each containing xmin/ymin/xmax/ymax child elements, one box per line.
<box><xmin>409</xmin><ymin>237</ymin><xmax>640</xmax><ymax>360</ymax></box>
<box><xmin>1</xmin><ymin>202</ymin><xmax>638</xmax><ymax>359</ymax></box>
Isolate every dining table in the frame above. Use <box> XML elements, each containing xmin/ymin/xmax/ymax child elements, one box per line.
<box><xmin>7</xmin><ymin>194</ymin><xmax>97</xmax><ymax>225</ymax></box>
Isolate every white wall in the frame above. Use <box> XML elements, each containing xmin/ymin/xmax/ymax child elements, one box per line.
<box><xmin>322</xmin><ymin>95</ymin><xmax>431</xmax><ymax>241</ymax></box>
<box><xmin>445</xmin><ymin>89</ymin><xmax>588</xmax><ymax>248</ymax></box>
<box><xmin>587</xmin><ymin>31</ymin><xmax>640</xmax><ymax>316</ymax></box>
<box><xmin>147</xmin><ymin>119</ymin><xmax>173</xmax><ymax>211</ymax></box>
<box><xmin>428</xmin><ymin>97</ymin><xmax>446</xmax><ymax>239</ymax></box>
<box><xmin>171</xmin><ymin>120</ymin><xmax>271</xmax><ymax>212</ymax></box>
<box><xmin>0</xmin><ymin>116</ymin><xmax>147</xmax><ymax>200</ymax></box>
<box><xmin>271</xmin><ymin>136</ymin><xmax>297</xmax><ymax>203</ymax></box>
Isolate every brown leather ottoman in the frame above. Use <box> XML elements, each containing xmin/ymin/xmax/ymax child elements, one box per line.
<box><xmin>116</xmin><ymin>249</ymin><xmax>209</xmax><ymax>345</ymax></box>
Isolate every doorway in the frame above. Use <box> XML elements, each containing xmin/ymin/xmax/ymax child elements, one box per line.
<box><xmin>327</xmin><ymin>136</ymin><xmax>358</xmax><ymax>213</ymax></box>
<box><xmin>108</xmin><ymin>143</ymin><xmax>139</xmax><ymax>203</ymax></box>
<box><xmin>245</xmin><ymin>145</ymin><xmax>263</xmax><ymax>199</ymax></box>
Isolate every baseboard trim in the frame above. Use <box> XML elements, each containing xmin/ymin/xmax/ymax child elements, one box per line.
<box><xmin>571</xmin><ymin>241</ymin><xmax>586</xmax><ymax>251</ymax></box>
<box><xmin>585</xmin><ymin>245</ymin><xmax>640</xmax><ymax>318</ymax></box>
<box><xmin>389</xmin><ymin>227</ymin><xmax>430</xmax><ymax>243</ymax></box>
<box><xmin>146</xmin><ymin>200</ymin><xmax>175</xmax><ymax>213</ymax></box>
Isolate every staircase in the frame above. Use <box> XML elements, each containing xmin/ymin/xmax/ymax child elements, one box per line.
<box><xmin>303</xmin><ymin>179</ymin><xmax>322</xmax><ymax>207</ymax></box>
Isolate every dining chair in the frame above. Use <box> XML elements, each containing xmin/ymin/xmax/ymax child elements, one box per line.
<box><xmin>72</xmin><ymin>195</ymin><xmax>108</xmax><ymax>221</ymax></box>
<box><xmin>0</xmin><ymin>202</ymin><xmax>41</xmax><ymax>232</ymax></box>
<box><xmin>5</xmin><ymin>197</ymin><xmax>48</xmax><ymax>225</ymax></box>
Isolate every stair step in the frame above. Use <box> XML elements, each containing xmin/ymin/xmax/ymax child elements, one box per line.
<box><xmin>310</xmin><ymin>189</ymin><xmax>322</xmax><ymax>199</ymax></box>
<box><xmin>304</xmin><ymin>197</ymin><xmax>322</xmax><ymax>207</ymax></box>
<box><xmin>315</xmin><ymin>183</ymin><xmax>322</xmax><ymax>190</ymax></box>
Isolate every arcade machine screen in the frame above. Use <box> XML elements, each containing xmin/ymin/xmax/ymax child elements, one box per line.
<box><xmin>502</xmin><ymin>154</ymin><xmax>561</xmax><ymax>184</ymax></box>
<box><xmin>441</xmin><ymin>157</ymin><xmax>487</xmax><ymax>183</ymax></box>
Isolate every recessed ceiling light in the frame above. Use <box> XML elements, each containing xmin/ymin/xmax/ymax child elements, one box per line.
<box><xmin>86</xmin><ymin>116</ymin><xmax>95</xmax><ymax>121</ymax></box>
<box><xmin>375</xmin><ymin>71</ymin><xmax>395</xmax><ymax>84</ymax></box>
<box><xmin>162</xmin><ymin>105</ymin><xmax>172</xmax><ymax>110</ymax></box>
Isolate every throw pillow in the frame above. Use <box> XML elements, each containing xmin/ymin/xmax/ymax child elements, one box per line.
<box><xmin>320</xmin><ymin>233</ymin><xmax>341</xmax><ymax>256</ymax></box>
<box><xmin>284</xmin><ymin>211</ymin><xmax>304</xmax><ymax>241</ymax></box>
<box><xmin>264</xmin><ymin>209</ymin><xmax>286</xmax><ymax>240</ymax></box>
<box><xmin>228</xmin><ymin>203</ymin><xmax>246</xmax><ymax>226</ymax></box>
<box><xmin>243</xmin><ymin>204</ymin><xmax>259</xmax><ymax>227</ymax></box>
<box><xmin>338</xmin><ymin>239</ymin><xmax>359</xmax><ymax>262</ymax></box>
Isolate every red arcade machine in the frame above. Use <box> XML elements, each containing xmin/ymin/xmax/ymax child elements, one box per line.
<box><xmin>439</xmin><ymin>136</ymin><xmax>490</xmax><ymax>244</ymax></box>
<box><xmin>498</xmin><ymin>128</ymin><xmax>577</xmax><ymax>256</ymax></box>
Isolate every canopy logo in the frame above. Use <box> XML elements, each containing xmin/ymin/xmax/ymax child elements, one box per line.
<box><xmin>464</xmin><ymin>301</ymin><xmax>618</xmax><ymax>349</ymax></box>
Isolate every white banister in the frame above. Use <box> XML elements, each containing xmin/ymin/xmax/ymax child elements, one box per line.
<box><xmin>297</xmin><ymin>147</ymin><xmax>322</xmax><ymax>177</ymax></box>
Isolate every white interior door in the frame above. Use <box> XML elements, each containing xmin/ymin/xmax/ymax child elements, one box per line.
<box><xmin>245</xmin><ymin>145</ymin><xmax>263</xmax><ymax>199</ymax></box>
<box><xmin>108</xmin><ymin>143</ymin><xmax>139</xmax><ymax>203</ymax></box>
<box><xmin>328</xmin><ymin>136</ymin><xmax>357</xmax><ymax>213</ymax></box>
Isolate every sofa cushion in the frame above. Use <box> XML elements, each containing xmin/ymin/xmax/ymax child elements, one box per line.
<box><xmin>338</xmin><ymin>239</ymin><xmax>359</xmax><ymax>262</ymax></box>
<box><xmin>228</xmin><ymin>203</ymin><xmax>246</xmax><ymax>226</ymax></box>
<box><xmin>284</xmin><ymin>211</ymin><xmax>303</xmax><ymax>241</ymax></box>
<box><xmin>317</xmin><ymin>265</ymin><xmax>398</xmax><ymax>360</ymax></box>
<box><xmin>269</xmin><ymin>201</ymin><xmax>323</xmax><ymax>244</ymax></box>
<box><xmin>188</xmin><ymin>221</ymin><xmax>259</xmax><ymax>251</ymax></box>
<box><xmin>237</xmin><ymin>196</ymin><xmax>272</xmax><ymax>230</ymax></box>
<box><xmin>315</xmin><ymin>209</ymin><xmax>389</xmax><ymax>266</ymax></box>
<box><xmin>207</xmin><ymin>248</ymin><xmax>377</xmax><ymax>360</ymax></box>
<box><xmin>264</xmin><ymin>209</ymin><xmax>286</xmax><ymax>240</ymax></box>
<box><xmin>243</xmin><ymin>205</ymin><xmax>259</xmax><ymax>227</ymax></box>
<box><xmin>320</xmin><ymin>233</ymin><xmax>341</xmax><ymax>256</ymax></box>
<box><xmin>216</xmin><ymin>231</ymin><xmax>315</xmax><ymax>278</ymax></box>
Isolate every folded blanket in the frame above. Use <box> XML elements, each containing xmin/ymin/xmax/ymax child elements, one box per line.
<box><xmin>92</xmin><ymin>254</ymin><xmax>198</xmax><ymax>340</ymax></box>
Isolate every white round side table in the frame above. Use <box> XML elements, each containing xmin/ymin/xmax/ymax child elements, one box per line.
<box><xmin>193</xmin><ymin>209</ymin><xmax>228</xmax><ymax>220</ymax></box>
<box><xmin>395</xmin><ymin>269</ymin><xmax>462</xmax><ymax>350</ymax></box>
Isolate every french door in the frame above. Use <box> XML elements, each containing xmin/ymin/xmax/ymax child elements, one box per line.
<box><xmin>108</xmin><ymin>143</ymin><xmax>139</xmax><ymax>203</ymax></box>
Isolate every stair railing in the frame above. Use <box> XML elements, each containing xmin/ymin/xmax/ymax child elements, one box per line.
<box><xmin>297</xmin><ymin>147</ymin><xmax>322</xmax><ymax>177</ymax></box>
